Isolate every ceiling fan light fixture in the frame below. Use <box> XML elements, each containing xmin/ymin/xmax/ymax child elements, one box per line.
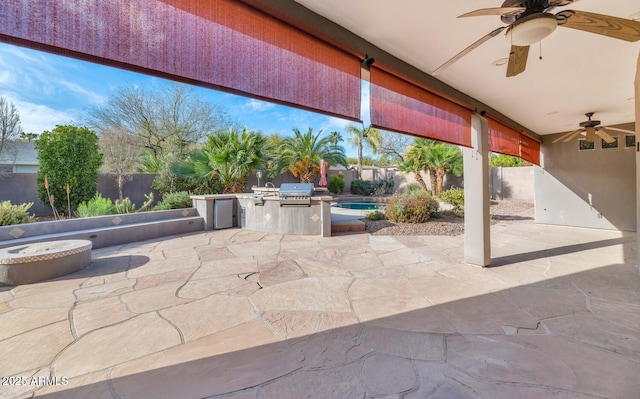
<box><xmin>505</xmin><ymin>13</ymin><xmax>558</xmax><ymax>46</ymax></box>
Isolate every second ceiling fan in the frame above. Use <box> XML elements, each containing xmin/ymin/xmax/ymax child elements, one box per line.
<box><xmin>552</xmin><ymin>112</ymin><xmax>635</xmax><ymax>144</ymax></box>
<box><xmin>433</xmin><ymin>0</ymin><xmax>640</xmax><ymax>77</ymax></box>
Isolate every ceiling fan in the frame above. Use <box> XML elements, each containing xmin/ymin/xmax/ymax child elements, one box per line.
<box><xmin>552</xmin><ymin>112</ymin><xmax>635</xmax><ymax>143</ymax></box>
<box><xmin>433</xmin><ymin>0</ymin><xmax>640</xmax><ymax>77</ymax></box>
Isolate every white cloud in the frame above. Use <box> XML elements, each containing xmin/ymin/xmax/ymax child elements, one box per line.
<box><xmin>0</xmin><ymin>70</ymin><xmax>10</xmax><ymax>85</ymax></box>
<box><xmin>4</xmin><ymin>94</ymin><xmax>75</xmax><ymax>133</ymax></box>
<box><xmin>56</xmin><ymin>79</ymin><xmax>105</xmax><ymax>104</ymax></box>
<box><xmin>319</xmin><ymin>116</ymin><xmax>355</xmax><ymax>134</ymax></box>
<box><xmin>245</xmin><ymin>99</ymin><xmax>276</xmax><ymax>112</ymax></box>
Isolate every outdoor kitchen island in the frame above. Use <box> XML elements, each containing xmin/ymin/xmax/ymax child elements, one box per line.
<box><xmin>191</xmin><ymin>183</ymin><xmax>333</xmax><ymax>237</ymax></box>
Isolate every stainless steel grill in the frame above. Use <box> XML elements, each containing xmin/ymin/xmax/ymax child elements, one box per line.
<box><xmin>278</xmin><ymin>183</ymin><xmax>314</xmax><ymax>206</ymax></box>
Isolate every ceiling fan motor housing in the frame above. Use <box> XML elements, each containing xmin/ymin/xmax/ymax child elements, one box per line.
<box><xmin>579</xmin><ymin>120</ymin><xmax>600</xmax><ymax>128</ymax></box>
<box><xmin>579</xmin><ymin>112</ymin><xmax>600</xmax><ymax>128</ymax></box>
<box><xmin>500</xmin><ymin>0</ymin><xmax>574</xmax><ymax>23</ymax></box>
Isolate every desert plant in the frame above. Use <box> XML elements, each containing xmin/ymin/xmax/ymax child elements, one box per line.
<box><xmin>154</xmin><ymin>191</ymin><xmax>192</xmax><ymax>210</ymax></box>
<box><xmin>43</xmin><ymin>175</ymin><xmax>60</xmax><ymax>220</ymax></box>
<box><xmin>402</xmin><ymin>183</ymin><xmax>425</xmax><ymax>194</ymax></box>
<box><xmin>442</xmin><ymin>188</ymin><xmax>464</xmax><ymax>215</ymax></box>
<box><xmin>138</xmin><ymin>193</ymin><xmax>155</xmax><ymax>212</ymax></box>
<box><xmin>113</xmin><ymin>193</ymin><xmax>156</xmax><ymax>214</ymax></box>
<box><xmin>385</xmin><ymin>191</ymin><xmax>439</xmax><ymax>223</ymax></box>
<box><xmin>372</xmin><ymin>177</ymin><xmax>395</xmax><ymax>195</ymax></box>
<box><xmin>0</xmin><ymin>201</ymin><xmax>35</xmax><ymax>226</ymax></box>
<box><xmin>76</xmin><ymin>193</ymin><xmax>116</xmax><ymax>217</ymax></box>
<box><xmin>364</xmin><ymin>210</ymin><xmax>386</xmax><ymax>221</ymax></box>
<box><xmin>350</xmin><ymin>178</ymin><xmax>394</xmax><ymax>196</ymax></box>
<box><xmin>350</xmin><ymin>179</ymin><xmax>373</xmax><ymax>195</ymax></box>
<box><xmin>114</xmin><ymin>198</ymin><xmax>137</xmax><ymax>214</ymax></box>
<box><xmin>327</xmin><ymin>173</ymin><xmax>346</xmax><ymax>194</ymax></box>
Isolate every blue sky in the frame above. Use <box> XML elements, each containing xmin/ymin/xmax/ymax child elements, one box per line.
<box><xmin>0</xmin><ymin>42</ymin><xmax>370</xmax><ymax>158</ymax></box>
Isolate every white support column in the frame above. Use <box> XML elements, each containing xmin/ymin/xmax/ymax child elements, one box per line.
<box><xmin>635</xmin><ymin>52</ymin><xmax>640</xmax><ymax>266</ymax></box>
<box><xmin>464</xmin><ymin>113</ymin><xmax>491</xmax><ymax>266</ymax></box>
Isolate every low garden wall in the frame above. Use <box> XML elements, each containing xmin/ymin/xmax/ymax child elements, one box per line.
<box><xmin>0</xmin><ymin>209</ymin><xmax>202</xmax><ymax>249</ymax></box>
<box><xmin>0</xmin><ymin>173</ymin><xmax>160</xmax><ymax>216</ymax></box>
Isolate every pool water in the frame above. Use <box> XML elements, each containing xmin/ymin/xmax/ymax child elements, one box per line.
<box><xmin>336</xmin><ymin>202</ymin><xmax>385</xmax><ymax>210</ymax></box>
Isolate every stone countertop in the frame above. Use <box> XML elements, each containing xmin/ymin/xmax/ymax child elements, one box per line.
<box><xmin>238</xmin><ymin>195</ymin><xmax>333</xmax><ymax>201</ymax></box>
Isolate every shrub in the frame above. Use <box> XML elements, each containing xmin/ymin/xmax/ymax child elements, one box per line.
<box><xmin>364</xmin><ymin>210</ymin><xmax>386</xmax><ymax>221</ymax></box>
<box><xmin>373</xmin><ymin>177</ymin><xmax>395</xmax><ymax>195</ymax></box>
<box><xmin>490</xmin><ymin>154</ymin><xmax>527</xmax><ymax>167</ymax></box>
<box><xmin>76</xmin><ymin>193</ymin><xmax>116</xmax><ymax>217</ymax></box>
<box><xmin>0</xmin><ymin>201</ymin><xmax>35</xmax><ymax>226</ymax></box>
<box><xmin>36</xmin><ymin>125</ymin><xmax>103</xmax><ymax>212</ymax></box>
<box><xmin>154</xmin><ymin>191</ymin><xmax>192</xmax><ymax>210</ymax></box>
<box><xmin>114</xmin><ymin>198</ymin><xmax>137</xmax><ymax>214</ymax></box>
<box><xmin>327</xmin><ymin>173</ymin><xmax>346</xmax><ymax>194</ymax></box>
<box><xmin>442</xmin><ymin>188</ymin><xmax>464</xmax><ymax>210</ymax></box>
<box><xmin>385</xmin><ymin>191</ymin><xmax>439</xmax><ymax>223</ymax></box>
<box><xmin>350</xmin><ymin>178</ymin><xmax>395</xmax><ymax>196</ymax></box>
<box><xmin>350</xmin><ymin>179</ymin><xmax>373</xmax><ymax>195</ymax></box>
<box><xmin>402</xmin><ymin>183</ymin><xmax>424</xmax><ymax>194</ymax></box>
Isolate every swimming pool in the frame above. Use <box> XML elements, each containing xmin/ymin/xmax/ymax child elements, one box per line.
<box><xmin>335</xmin><ymin>202</ymin><xmax>386</xmax><ymax>210</ymax></box>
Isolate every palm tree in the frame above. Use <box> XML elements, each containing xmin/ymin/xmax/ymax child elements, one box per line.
<box><xmin>20</xmin><ymin>132</ymin><xmax>38</xmax><ymax>142</ymax></box>
<box><xmin>173</xmin><ymin>127</ymin><xmax>270</xmax><ymax>193</ymax></box>
<box><xmin>328</xmin><ymin>131</ymin><xmax>343</xmax><ymax>153</ymax></box>
<box><xmin>398</xmin><ymin>138</ymin><xmax>436</xmax><ymax>192</ymax></box>
<box><xmin>274</xmin><ymin>127</ymin><xmax>347</xmax><ymax>183</ymax></box>
<box><xmin>425</xmin><ymin>143</ymin><xmax>463</xmax><ymax>197</ymax></box>
<box><xmin>345</xmin><ymin>125</ymin><xmax>381</xmax><ymax>178</ymax></box>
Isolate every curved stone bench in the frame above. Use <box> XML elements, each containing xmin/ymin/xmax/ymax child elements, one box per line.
<box><xmin>0</xmin><ymin>240</ymin><xmax>92</xmax><ymax>286</ymax></box>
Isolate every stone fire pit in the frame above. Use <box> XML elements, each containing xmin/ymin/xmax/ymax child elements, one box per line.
<box><xmin>0</xmin><ymin>240</ymin><xmax>92</xmax><ymax>285</ymax></box>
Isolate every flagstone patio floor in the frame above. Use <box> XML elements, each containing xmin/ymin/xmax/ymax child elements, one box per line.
<box><xmin>0</xmin><ymin>218</ymin><xmax>638</xmax><ymax>398</ymax></box>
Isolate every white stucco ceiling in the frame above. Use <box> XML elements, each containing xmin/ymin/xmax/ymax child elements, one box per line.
<box><xmin>295</xmin><ymin>0</ymin><xmax>640</xmax><ymax>136</ymax></box>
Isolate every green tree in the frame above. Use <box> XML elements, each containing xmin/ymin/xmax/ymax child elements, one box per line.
<box><xmin>99</xmin><ymin>127</ymin><xmax>140</xmax><ymax>200</ymax></box>
<box><xmin>19</xmin><ymin>132</ymin><xmax>38</xmax><ymax>142</ymax></box>
<box><xmin>489</xmin><ymin>153</ymin><xmax>527</xmax><ymax>167</ymax></box>
<box><xmin>36</xmin><ymin>125</ymin><xmax>103</xmax><ymax>213</ymax></box>
<box><xmin>346</xmin><ymin>125</ymin><xmax>381</xmax><ymax>178</ymax></box>
<box><xmin>328</xmin><ymin>131</ymin><xmax>343</xmax><ymax>153</ymax></box>
<box><xmin>398</xmin><ymin>138</ymin><xmax>435</xmax><ymax>192</ymax></box>
<box><xmin>425</xmin><ymin>143</ymin><xmax>463</xmax><ymax>197</ymax></box>
<box><xmin>274</xmin><ymin>127</ymin><xmax>347</xmax><ymax>183</ymax></box>
<box><xmin>173</xmin><ymin>128</ymin><xmax>270</xmax><ymax>193</ymax></box>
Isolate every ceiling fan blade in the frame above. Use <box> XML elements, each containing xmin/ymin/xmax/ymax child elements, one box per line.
<box><xmin>433</xmin><ymin>27</ymin><xmax>506</xmax><ymax>76</ymax></box>
<box><xmin>506</xmin><ymin>45</ymin><xmax>529</xmax><ymax>77</ymax></box>
<box><xmin>556</xmin><ymin>10</ymin><xmax>640</xmax><ymax>42</ymax></box>
<box><xmin>459</xmin><ymin>7</ymin><xmax>525</xmax><ymax>18</ymax></box>
<box><xmin>557</xmin><ymin>129</ymin><xmax>582</xmax><ymax>143</ymax></box>
<box><xmin>548</xmin><ymin>0</ymin><xmax>580</xmax><ymax>5</ymax></box>
<box><xmin>596</xmin><ymin>128</ymin><xmax>616</xmax><ymax>144</ymax></box>
<box><xmin>601</xmin><ymin>126</ymin><xmax>635</xmax><ymax>135</ymax></box>
<box><xmin>585</xmin><ymin>126</ymin><xmax>596</xmax><ymax>142</ymax></box>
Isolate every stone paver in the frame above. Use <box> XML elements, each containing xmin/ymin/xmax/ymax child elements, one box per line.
<box><xmin>0</xmin><ymin>222</ymin><xmax>637</xmax><ymax>398</ymax></box>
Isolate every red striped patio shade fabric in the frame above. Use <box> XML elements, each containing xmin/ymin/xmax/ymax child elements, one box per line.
<box><xmin>0</xmin><ymin>0</ymin><xmax>362</xmax><ymax>121</ymax></box>
<box><xmin>369</xmin><ymin>65</ymin><xmax>472</xmax><ymax>147</ymax></box>
<box><xmin>487</xmin><ymin>116</ymin><xmax>540</xmax><ymax>165</ymax></box>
